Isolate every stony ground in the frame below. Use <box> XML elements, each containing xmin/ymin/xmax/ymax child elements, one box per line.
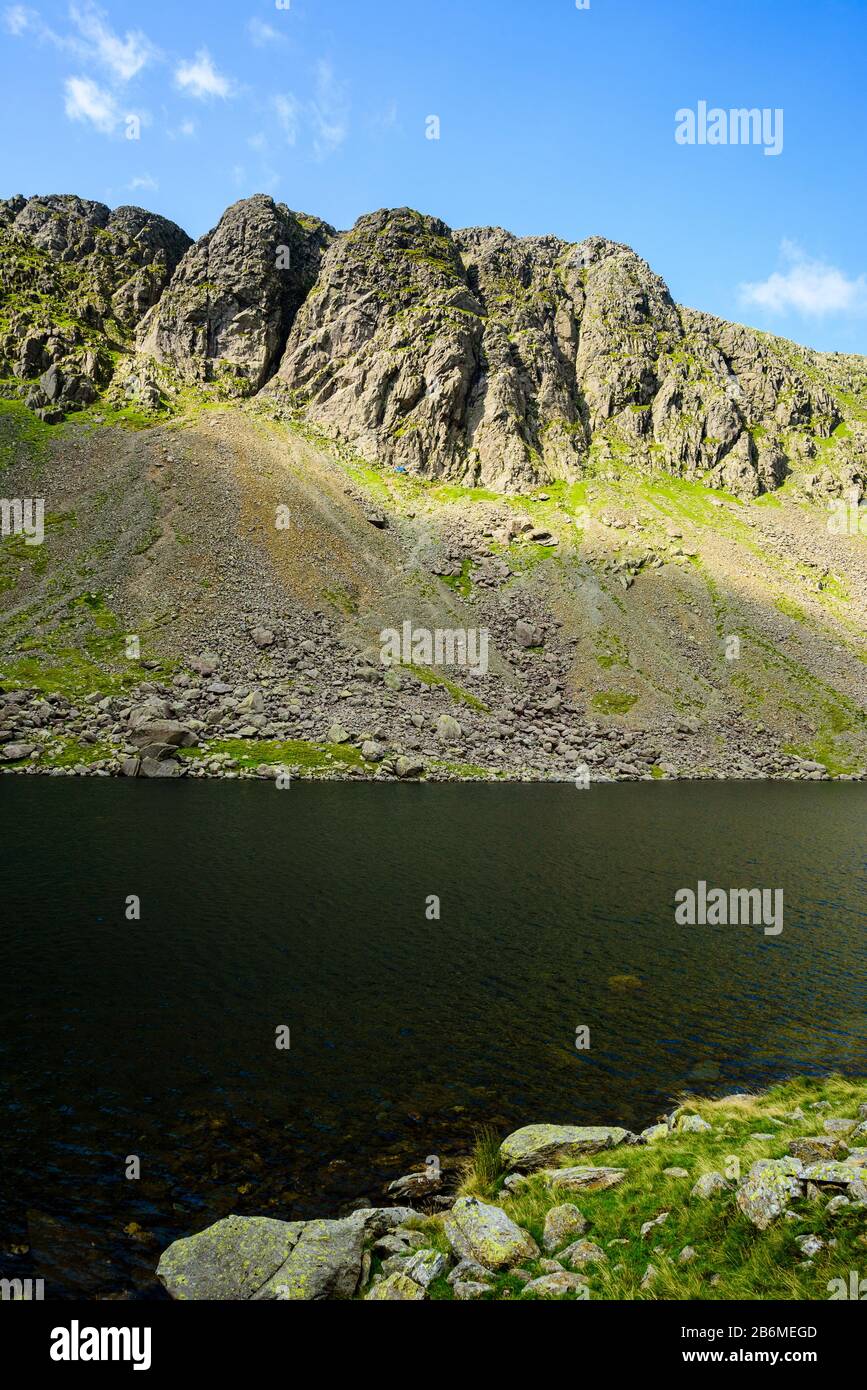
<box><xmin>1</xmin><ymin>398</ymin><xmax>865</xmax><ymax>781</ymax></box>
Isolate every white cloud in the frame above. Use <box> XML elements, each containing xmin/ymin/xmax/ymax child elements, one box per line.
<box><xmin>248</xmin><ymin>131</ymin><xmax>267</xmax><ymax>151</ymax></box>
<box><xmin>3</xmin><ymin>3</ymin><xmax>68</xmax><ymax>47</ymax></box>
<box><xmin>248</xmin><ymin>17</ymin><xmax>284</xmax><ymax>48</ymax></box>
<box><xmin>175</xmin><ymin>49</ymin><xmax>233</xmax><ymax>100</ymax></box>
<box><xmin>740</xmin><ymin>242</ymin><xmax>867</xmax><ymax>318</ymax></box>
<box><xmin>70</xmin><ymin>2</ymin><xmax>157</xmax><ymax>82</ymax></box>
<box><xmin>64</xmin><ymin>74</ymin><xmax>119</xmax><ymax>133</ymax></box>
<box><xmin>309</xmin><ymin>59</ymin><xmax>348</xmax><ymax>158</ymax></box>
<box><xmin>128</xmin><ymin>174</ymin><xmax>158</xmax><ymax>192</ymax></box>
<box><xmin>6</xmin><ymin>4</ymin><xmax>157</xmax><ymax>79</ymax></box>
<box><xmin>273</xmin><ymin>93</ymin><xmax>300</xmax><ymax>144</ymax></box>
<box><xmin>3</xmin><ymin>4</ymin><xmax>31</xmax><ymax>36</ymax></box>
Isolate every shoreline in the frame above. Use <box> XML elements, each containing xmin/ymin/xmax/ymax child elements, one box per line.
<box><xmin>155</xmin><ymin>1076</ymin><xmax>867</xmax><ymax>1301</ymax></box>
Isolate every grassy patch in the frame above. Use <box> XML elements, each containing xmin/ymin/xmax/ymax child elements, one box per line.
<box><xmin>0</xmin><ymin>397</ymin><xmax>59</xmax><ymax>470</ymax></box>
<box><xmin>0</xmin><ymin>593</ymin><xmax>172</xmax><ymax>698</ymax></box>
<box><xmin>180</xmin><ymin>737</ymin><xmax>364</xmax><ymax>773</ymax></box>
<box><xmin>403</xmin><ymin>662</ymin><xmax>489</xmax><ymax>711</ymax></box>
<box><xmin>440</xmin><ymin>558</ymin><xmax>473</xmax><ymax>599</ymax></box>
<box><xmin>401</xmin><ymin>1075</ymin><xmax>867</xmax><ymax>1301</ymax></box>
<box><xmin>592</xmin><ymin>689</ymin><xmax>638</xmax><ymax>715</ymax></box>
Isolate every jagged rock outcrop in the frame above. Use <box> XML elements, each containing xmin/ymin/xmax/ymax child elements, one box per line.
<box><xmin>2</xmin><ymin>193</ymin><xmax>865</xmax><ymax>497</ymax></box>
<box><xmin>267</xmin><ymin>206</ymin><xmax>865</xmax><ymax>497</ymax></box>
<box><xmin>0</xmin><ymin>193</ymin><xmax>190</xmax><ymax>417</ymax></box>
<box><xmin>136</xmin><ymin>195</ymin><xmax>334</xmax><ymax>395</ymax></box>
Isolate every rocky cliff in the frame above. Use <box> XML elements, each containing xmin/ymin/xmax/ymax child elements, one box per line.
<box><xmin>0</xmin><ymin>193</ymin><xmax>190</xmax><ymax>418</ymax></box>
<box><xmin>2</xmin><ymin>193</ymin><xmax>865</xmax><ymax>500</ymax></box>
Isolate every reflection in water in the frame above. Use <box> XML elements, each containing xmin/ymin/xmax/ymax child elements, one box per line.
<box><xmin>0</xmin><ymin>779</ymin><xmax>864</xmax><ymax>1296</ymax></box>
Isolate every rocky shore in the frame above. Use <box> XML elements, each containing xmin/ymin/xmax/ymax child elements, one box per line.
<box><xmin>1</xmin><ymin>641</ymin><xmax>857</xmax><ymax>783</ymax></box>
<box><xmin>156</xmin><ymin>1080</ymin><xmax>867</xmax><ymax>1300</ymax></box>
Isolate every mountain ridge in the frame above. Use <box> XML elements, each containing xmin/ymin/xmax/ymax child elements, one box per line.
<box><xmin>2</xmin><ymin>192</ymin><xmax>865</xmax><ymax>502</ymax></box>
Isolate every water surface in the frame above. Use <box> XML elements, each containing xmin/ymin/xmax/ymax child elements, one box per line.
<box><xmin>0</xmin><ymin>780</ymin><xmax>864</xmax><ymax>1296</ymax></box>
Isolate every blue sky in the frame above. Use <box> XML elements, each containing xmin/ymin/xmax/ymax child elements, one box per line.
<box><xmin>1</xmin><ymin>0</ymin><xmax>865</xmax><ymax>353</ymax></box>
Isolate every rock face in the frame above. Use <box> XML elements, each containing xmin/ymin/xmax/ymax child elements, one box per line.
<box><xmin>3</xmin><ymin>192</ymin><xmax>865</xmax><ymax>499</ymax></box>
<box><xmin>137</xmin><ymin>195</ymin><xmax>333</xmax><ymax>394</ymax></box>
<box><xmin>0</xmin><ymin>193</ymin><xmax>190</xmax><ymax>415</ymax></box>
<box><xmin>267</xmin><ymin>208</ymin><xmax>866</xmax><ymax>497</ymax></box>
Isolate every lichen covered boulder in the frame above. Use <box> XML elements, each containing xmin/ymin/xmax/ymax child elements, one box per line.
<box><xmin>156</xmin><ymin>1215</ymin><xmax>304</xmax><ymax>1300</ymax></box>
<box><xmin>444</xmin><ymin>1196</ymin><xmax>538</xmax><ymax>1270</ymax></box>
<box><xmin>499</xmin><ymin>1123</ymin><xmax>633</xmax><ymax>1171</ymax></box>
<box><xmin>736</xmin><ymin>1167</ymin><xmax>803</xmax><ymax>1230</ymax></box>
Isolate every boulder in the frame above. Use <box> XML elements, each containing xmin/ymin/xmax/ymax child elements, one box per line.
<box><xmin>386</xmin><ymin>1169</ymin><xmax>444</xmax><ymax>1200</ymax></box>
<box><xmin>542</xmin><ymin>1203</ymin><xmax>588</xmax><ymax>1252</ymax></box>
<box><xmin>189</xmin><ymin>653</ymin><xmax>220</xmax><ymax>676</ymax></box>
<box><xmin>366</xmin><ymin>1272</ymin><xmax>426</xmax><ymax>1300</ymax></box>
<box><xmin>788</xmin><ymin>1136</ymin><xmax>844</xmax><ymax>1162</ymax></box>
<box><xmin>822</xmin><ymin>1117</ymin><xmax>857</xmax><ymax>1135</ymax></box>
<box><xmin>515</xmin><ymin>619</ymin><xmax>541</xmax><ymax>648</ymax></box>
<box><xmin>539</xmin><ymin>1166</ymin><xmax>627</xmax><ymax>1193</ymax></box>
<box><xmin>560</xmin><ymin>1239</ymin><xmax>606</xmax><ymax>1266</ymax></box>
<box><xmin>801</xmin><ymin>1161</ymin><xmax>863</xmax><ymax>1186</ymax></box>
<box><xmin>255</xmin><ymin>1217</ymin><xmax>365</xmax><ymax>1300</ymax></box>
<box><xmin>140</xmin><ymin>757</ymin><xmax>182</xmax><ymax>778</ymax></box>
<box><xmin>435</xmin><ymin>713</ymin><xmax>462</xmax><ymax>744</ymax></box>
<box><xmin>129</xmin><ymin>720</ymin><xmax>196</xmax><ymax>748</ymax></box>
<box><xmin>347</xmin><ymin>1207</ymin><xmax>418</xmax><ymax>1238</ymax></box>
<box><xmin>157</xmin><ymin>1215</ymin><xmax>304</xmax><ymax>1300</ymax></box>
<box><xmin>677</xmin><ymin>1114</ymin><xmax>712</xmax><ymax>1134</ymax></box>
<box><xmin>401</xmin><ymin>1249</ymin><xmax>449</xmax><ymax>1288</ymax></box>
<box><xmin>690</xmin><ymin>1172</ymin><xmax>730</xmax><ymax>1199</ymax></box>
<box><xmin>453</xmin><ymin>1280</ymin><xmax>492</xmax><ymax>1300</ymax></box>
<box><xmin>0</xmin><ymin>742</ymin><xmax>35</xmax><ymax>762</ymax></box>
<box><xmin>499</xmin><ymin>1124</ymin><xmax>633</xmax><ymax>1171</ymax></box>
<box><xmin>736</xmin><ymin>1169</ymin><xmax>803</xmax><ymax>1230</ymax></box>
<box><xmin>641</xmin><ymin>1124</ymin><xmax>669</xmax><ymax>1143</ymax></box>
<box><xmin>521</xmin><ymin>1271</ymin><xmax>588</xmax><ymax>1298</ymax></box>
<box><xmin>447</xmin><ymin>1258</ymin><xmax>494</xmax><ymax>1286</ymax></box>
<box><xmin>443</xmin><ymin>1197</ymin><xmax>538</xmax><ymax>1271</ymax></box>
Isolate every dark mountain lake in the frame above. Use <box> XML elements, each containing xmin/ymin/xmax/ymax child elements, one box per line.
<box><xmin>1</xmin><ymin>779</ymin><xmax>865</xmax><ymax>1297</ymax></box>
